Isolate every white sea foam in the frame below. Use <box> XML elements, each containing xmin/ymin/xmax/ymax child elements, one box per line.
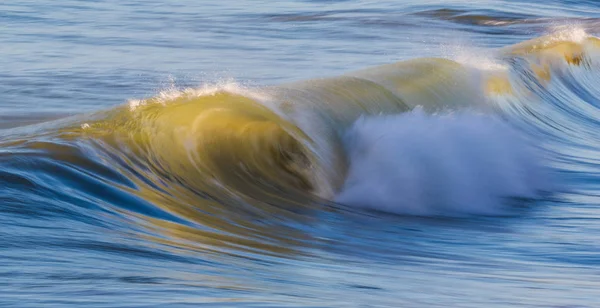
<box><xmin>547</xmin><ymin>25</ymin><xmax>588</xmax><ymax>44</ymax></box>
<box><xmin>442</xmin><ymin>44</ymin><xmax>509</xmax><ymax>72</ymax></box>
<box><xmin>335</xmin><ymin>109</ymin><xmax>552</xmax><ymax>216</ymax></box>
<box><xmin>127</xmin><ymin>79</ymin><xmax>271</xmax><ymax>111</ymax></box>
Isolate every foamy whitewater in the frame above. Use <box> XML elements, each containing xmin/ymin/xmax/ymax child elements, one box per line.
<box><xmin>3</xmin><ymin>1</ymin><xmax>600</xmax><ymax>307</ymax></box>
<box><xmin>336</xmin><ymin>110</ymin><xmax>550</xmax><ymax>216</ymax></box>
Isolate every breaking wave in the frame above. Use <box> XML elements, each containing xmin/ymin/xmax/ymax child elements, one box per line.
<box><xmin>2</xmin><ymin>30</ymin><xmax>599</xmax><ymax>245</ymax></box>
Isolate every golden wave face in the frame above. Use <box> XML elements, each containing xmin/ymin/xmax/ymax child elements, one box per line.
<box><xmin>89</xmin><ymin>92</ymin><xmax>322</xmax><ymax>203</ymax></box>
<box><xmin>186</xmin><ymin>101</ymin><xmax>314</xmax><ymax>195</ymax></box>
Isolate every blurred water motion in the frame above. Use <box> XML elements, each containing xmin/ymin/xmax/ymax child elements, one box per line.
<box><xmin>2</xmin><ymin>1</ymin><xmax>600</xmax><ymax>307</ymax></box>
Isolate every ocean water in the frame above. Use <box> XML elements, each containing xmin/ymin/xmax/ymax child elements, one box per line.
<box><xmin>2</xmin><ymin>0</ymin><xmax>600</xmax><ymax>307</ymax></box>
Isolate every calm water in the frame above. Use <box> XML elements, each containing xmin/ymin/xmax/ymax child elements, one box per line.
<box><xmin>2</xmin><ymin>1</ymin><xmax>600</xmax><ymax>307</ymax></box>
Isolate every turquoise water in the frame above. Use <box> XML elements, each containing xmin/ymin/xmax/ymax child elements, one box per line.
<box><xmin>2</xmin><ymin>1</ymin><xmax>600</xmax><ymax>307</ymax></box>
